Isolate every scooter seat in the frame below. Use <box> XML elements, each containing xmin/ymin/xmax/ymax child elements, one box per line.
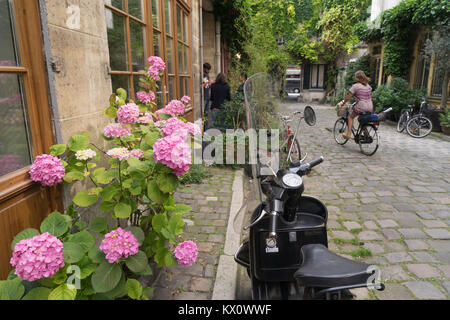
<box><xmin>294</xmin><ymin>244</ymin><xmax>371</xmax><ymax>288</ymax></box>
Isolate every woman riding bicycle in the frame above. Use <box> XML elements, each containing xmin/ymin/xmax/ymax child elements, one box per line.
<box><xmin>338</xmin><ymin>70</ymin><xmax>374</xmax><ymax>140</ymax></box>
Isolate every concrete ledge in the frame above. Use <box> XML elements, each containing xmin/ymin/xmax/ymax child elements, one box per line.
<box><xmin>212</xmin><ymin>169</ymin><xmax>244</xmax><ymax>300</ymax></box>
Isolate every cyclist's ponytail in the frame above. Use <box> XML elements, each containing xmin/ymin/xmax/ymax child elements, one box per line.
<box><xmin>355</xmin><ymin>70</ymin><xmax>370</xmax><ymax>86</ymax></box>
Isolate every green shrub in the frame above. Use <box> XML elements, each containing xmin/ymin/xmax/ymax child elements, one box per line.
<box><xmin>344</xmin><ymin>55</ymin><xmax>371</xmax><ymax>90</ymax></box>
<box><xmin>372</xmin><ymin>77</ymin><xmax>425</xmax><ymax>113</ymax></box>
<box><xmin>180</xmin><ymin>164</ymin><xmax>211</xmax><ymax>185</ymax></box>
<box><xmin>439</xmin><ymin>108</ymin><xmax>450</xmax><ymax>127</ymax></box>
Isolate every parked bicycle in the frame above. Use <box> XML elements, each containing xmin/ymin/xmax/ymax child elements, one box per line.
<box><xmin>278</xmin><ymin>106</ymin><xmax>316</xmax><ymax>165</ymax></box>
<box><xmin>397</xmin><ymin>99</ymin><xmax>433</xmax><ymax>138</ymax></box>
<box><xmin>333</xmin><ymin>102</ymin><xmax>392</xmax><ymax>156</ymax></box>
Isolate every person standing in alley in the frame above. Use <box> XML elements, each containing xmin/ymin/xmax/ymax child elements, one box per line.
<box><xmin>210</xmin><ymin>72</ymin><xmax>231</xmax><ymax>128</ymax></box>
<box><xmin>203</xmin><ymin>63</ymin><xmax>213</xmax><ymax>130</ymax></box>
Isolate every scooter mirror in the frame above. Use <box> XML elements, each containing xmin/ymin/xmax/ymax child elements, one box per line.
<box><xmin>304</xmin><ymin>106</ymin><xmax>316</xmax><ymax>126</ymax></box>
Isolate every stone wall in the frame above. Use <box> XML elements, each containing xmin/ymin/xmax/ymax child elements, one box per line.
<box><xmin>44</xmin><ymin>0</ymin><xmax>112</xmax><ymax>149</ymax></box>
<box><xmin>43</xmin><ymin>0</ymin><xmax>113</xmax><ymax>207</ymax></box>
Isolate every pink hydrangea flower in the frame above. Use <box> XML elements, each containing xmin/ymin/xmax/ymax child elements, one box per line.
<box><xmin>147</xmin><ymin>56</ymin><xmax>166</xmax><ymax>81</ymax></box>
<box><xmin>99</xmin><ymin>227</ymin><xmax>139</xmax><ymax>263</ymax></box>
<box><xmin>106</xmin><ymin>147</ymin><xmax>131</xmax><ymax>161</ymax></box>
<box><xmin>137</xmin><ymin>113</ymin><xmax>154</xmax><ymax>124</ymax></box>
<box><xmin>161</xmin><ymin>117</ymin><xmax>188</xmax><ymax>137</ymax></box>
<box><xmin>155</xmin><ymin>100</ymin><xmax>186</xmax><ymax>118</ymax></box>
<box><xmin>104</xmin><ymin>124</ymin><xmax>131</xmax><ymax>138</ymax></box>
<box><xmin>130</xmin><ymin>149</ymin><xmax>144</xmax><ymax>159</ymax></box>
<box><xmin>136</xmin><ymin>91</ymin><xmax>156</xmax><ymax>104</ymax></box>
<box><xmin>117</xmin><ymin>103</ymin><xmax>140</xmax><ymax>124</ymax></box>
<box><xmin>181</xmin><ymin>96</ymin><xmax>191</xmax><ymax>104</ymax></box>
<box><xmin>161</xmin><ymin>117</ymin><xmax>201</xmax><ymax>138</ymax></box>
<box><xmin>153</xmin><ymin>135</ymin><xmax>191</xmax><ymax>176</ymax></box>
<box><xmin>10</xmin><ymin>232</ymin><xmax>65</xmax><ymax>281</ymax></box>
<box><xmin>174</xmin><ymin>240</ymin><xmax>198</xmax><ymax>267</ymax></box>
<box><xmin>29</xmin><ymin>154</ymin><xmax>65</xmax><ymax>187</ymax></box>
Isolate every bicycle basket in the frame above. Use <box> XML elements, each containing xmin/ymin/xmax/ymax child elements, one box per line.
<box><xmin>336</xmin><ymin>104</ymin><xmax>348</xmax><ymax>117</ymax></box>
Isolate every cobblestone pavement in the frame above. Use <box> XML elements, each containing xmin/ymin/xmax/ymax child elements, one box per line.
<box><xmin>284</xmin><ymin>102</ymin><xmax>450</xmax><ymax>300</ymax></box>
<box><xmin>152</xmin><ymin>167</ymin><xmax>235</xmax><ymax>300</ymax></box>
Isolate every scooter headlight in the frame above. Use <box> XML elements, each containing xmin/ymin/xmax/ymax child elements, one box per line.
<box><xmin>282</xmin><ymin>173</ymin><xmax>303</xmax><ymax>188</ymax></box>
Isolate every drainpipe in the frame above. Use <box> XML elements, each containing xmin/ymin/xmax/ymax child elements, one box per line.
<box><xmin>200</xmin><ymin>0</ymin><xmax>204</xmax><ymax>120</ymax></box>
<box><xmin>215</xmin><ymin>17</ymin><xmax>221</xmax><ymax>73</ymax></box>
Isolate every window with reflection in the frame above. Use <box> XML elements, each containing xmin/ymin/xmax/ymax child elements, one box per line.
<box><xmin>0</xmin><ymin>0</ymin><xmax>33</xmax><ymax>176</ymax></box>
<box><xmin>104</xmin><ymin>0</ymin><xmax>192</xmax><ymax>107</ymax></box>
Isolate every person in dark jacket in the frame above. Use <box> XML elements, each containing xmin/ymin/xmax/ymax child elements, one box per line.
<box><xmin>210</xmin><ymin>73</ymin><xmax>231</xmax><ymax>128</ymax></box>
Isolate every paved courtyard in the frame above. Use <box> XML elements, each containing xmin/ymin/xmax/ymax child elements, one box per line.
<box><xmin>152</xmin><ymin>167</ymin><xmax>235</xmax><ymax>300</ymax></box>
<box><xmin>282</xmin><ymin>102</ymin><xmax>450</xmax><ymax>299</ymax></box>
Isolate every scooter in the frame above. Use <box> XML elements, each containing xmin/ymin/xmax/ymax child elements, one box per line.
<box><xmin>234</xmin><ymin>73</ymin><xmax>385</xmax><ymax>300</ymax></box>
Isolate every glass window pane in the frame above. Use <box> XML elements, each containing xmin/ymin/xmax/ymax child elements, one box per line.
<box><xmin>0</xmin><ymin>0</ymin><xmax>20</xmax><ymax>66</ymax></box>
<box><xmin>179</xmin><ymin>76</ymin><xmax>184</xmax><ymax>97</ymax></box>
<box><xmin>177</xmin><ymin>6</ymin><xmax>182</xmax><ymax>41</ymax></box>
<box><xmin>164</xmin><ymin>0</ymin><xmax>172</xmax><ymax>35</ymax></box>
<box><xmin>183</xmin><ymin>12</ymin><xmax>188</xmax><ymax>43</ymax></box>
<box><xmin>130</xmin><ymin>20</ymin><xmax>146</xmax><ymax>72</ymax></box>
<box><xmin>178</xmin><ymin>42</ymin><xmax>183</xmax><ymax>74</ymax></box>
<box><xmin>128</xmin><ymin>0</ymin><xmax>143</xmax><ymax>20</ymax></box>
<box><xmin>311</xmin><ymin>65</ymin><xmax>318</xmax><ymax>88</ymax></box>
<box><xmin>166</xmin><ymin>36</ymin><xmax>173</xmax><ymax>74</ymax></box>
<box><xmin>168</xmin><ymin>77</ymin><xmax>175</xmax><ymax>100</ymax></box>
<box><xmin>153</xmin><ymin>32</ymin><xmax>161</xmax><ymax>57</ymax></box>
<box><xmin>111</xmin><ymin>74</ymin><xmax>130</xmax><ymax>98</ymax></box>
<box><xmin>0</xmin><ymin>73</ymin><xmax>32</xmax><ymax>176</ymax></box>
<box><xmin>155</xmin><ymin>80</ymin><xmax>164</xmax><ymax>108</ymax></box>
<box><xmin>151</xmin><ymin>0</ymin><xmax>160</xmax><ymax>28</ymax></box>
<box><xmin>106</xmin><ymin>9</ymin><xmax>128</xmax><ymax>71</ymax></box>
<box><xmin>318</xmin><ymin>65</ymin><xmax>324</xmax><ymax>88</ymax></box>
<box><xmin>105</xmin><ymin>0</ymin><xmax>124</xmax><ymax>10</ymax></box>
<box><xmin>184</xmin><ymin>44</ymin><xmax>189</xmax><ymax>74</ymax></box>
<box><xmin>184</xmin><ymin>77</ymin><xmax>189</xmax><ymax>97</ymax></box>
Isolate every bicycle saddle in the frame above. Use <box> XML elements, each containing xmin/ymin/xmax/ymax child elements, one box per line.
<box><xmin>294</xmin><ymin>244</ymin><xmax>372</xmax><ymax>288</ymax></box>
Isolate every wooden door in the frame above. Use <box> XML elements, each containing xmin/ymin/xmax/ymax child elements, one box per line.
<box><xmin>0</xmin><ymin>0</ymin><xmax>61</xmax><ymax>279</ymax></box>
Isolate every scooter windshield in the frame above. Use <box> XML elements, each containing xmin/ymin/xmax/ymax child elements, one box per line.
<box><xmin>232</xmin><ymin>72</ymin><xmax>285</xmax><ymax>233</ymax></box>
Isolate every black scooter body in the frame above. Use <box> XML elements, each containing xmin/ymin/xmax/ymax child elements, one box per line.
<box><xmin>236</xmin><ymin>195</ymin><xmax>328</xmax><ymax>282</ymax></box>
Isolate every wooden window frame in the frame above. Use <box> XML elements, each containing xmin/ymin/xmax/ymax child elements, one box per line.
<box><xmin>0</xmin><ymin>0</ymin><xmax>59</xmax><ymax>209</ymax></box>
<box><xmin>105</xmin><ymin>0</ymin><xmax>149</xmax><ymax>99</ymax></box>
<box><xmin>105</xmin><ymin>0</ymin><xmax>193</xmax><ymax>111</ymax></box>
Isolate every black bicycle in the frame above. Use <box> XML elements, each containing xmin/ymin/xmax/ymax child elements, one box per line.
<box><xmin>334</xmin><ymin>102</ymin><xmax>392</xmax><ymax>156</ymax></box>
<box><xmin>397</xmin><ymin>99</ymin><xmax>433</xmax><ymax>138</ymax></box>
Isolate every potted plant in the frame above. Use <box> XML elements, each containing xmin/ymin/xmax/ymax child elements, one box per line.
<box><xmin>439</xmin><ymin>108</ymin><xmax>450</xmax><ymax>135</ymax></box>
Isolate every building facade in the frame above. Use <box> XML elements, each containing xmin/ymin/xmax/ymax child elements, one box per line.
<box><xmin>0</xmin><ymin>0</ymin><xmax>224</xmax><ymax>279</ymax></box>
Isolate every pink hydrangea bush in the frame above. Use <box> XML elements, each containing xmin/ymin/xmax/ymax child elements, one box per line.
<box><xmin>117</xmin><ymin>103</ymin><xmax>140</xmax><ymax>124</ymax></box>
<box><xmin>136</xmin><ymin>91</ymin><xmax>156</xmax><ymax>104</ymax></box>
<box><xmin>99</xmin><ymin>227</ymin><xmax>139</xmax><ymax>263</ymax></box>
<box><xmin>10</xmin><ymin>232</ymin><xmax>65</xmax><ymax>281</ymax></box>
<box><xmin>155</xmin><ymin>100</ymin><xmax>186</xmax><ymax>118</ymax></box>
<box><xmin>180</xmin><ymin>96</ymin><xmax>190</xmax><ymax>104</ymax></box>
<box><xmin>130</xmin><ymin>149</ymin><xmax>144</xmax><ymax>159</ymax></box>
<box><xmin>174</xmin><ymin>241</ymin><xmax>198</xmax><ymax>267</ymax></box>
<box><xmin>147</xmin><ymin>56</ymin><xmax>166</xmax><ymax>81</ymax></box>
<box><xmin>29</xmin><ymin>154</ymin><xmax>65</xmax><ymax>187</ymax></box>
<box><xmin>106</xmin><ymin>147</ymin><xmax>131</xmax><ymax>161</ymax></box>
<box><xmin>153</xmin><ymin>134</ymin><xmax>192</xmax><ymax>176</ymax></box>
<box><xmin>104</xmin><ymin>124</ymin><xmax>132</xmax><ymax>138</ymax></box>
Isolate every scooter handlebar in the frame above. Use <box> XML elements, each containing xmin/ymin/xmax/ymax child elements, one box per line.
<box><xmin>293</xmin><ymin>156</ymin><xmax>324</xmax><ymax>176</ymax></box>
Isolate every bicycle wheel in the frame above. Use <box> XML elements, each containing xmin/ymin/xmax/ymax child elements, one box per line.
<box><xmin>406</xmin><ymin>115</ymin><xmax>433</xmax><ymax>138</ymax></box>
<box><xmin>280</xmin><ymin>135</ymin><xmax>301</xmax><ymax>165</ymax></box>
<box><xmin>397</xmin><ymin>110</ymin><xmax>407</xmax><ymax>133</ymax></box>
<box><xmin>333</xmin><ymin>118</ymin><xmax>349</xmax><ymax>145</ymax></box>
<box><xmin>358</xmin><ymin>124</ymin><xmax>379</xmax><ymax>156</ymax></box>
